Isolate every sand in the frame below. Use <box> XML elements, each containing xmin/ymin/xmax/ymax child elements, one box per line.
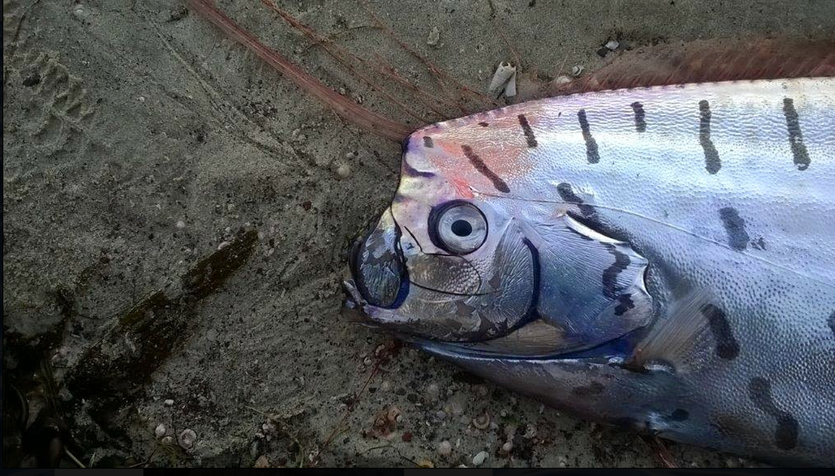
<box><xmin>3</xmin><ymin>0</ymin><xmax>833</xmax><ymax>468</ymax></box>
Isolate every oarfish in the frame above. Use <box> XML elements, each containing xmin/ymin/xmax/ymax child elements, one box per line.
<box><xmin>185</xmin><ymin>1</ymin><xmax>835</xmax><ymax>466</ymax></box>
<box><xmin>345</xmin><ymin>76</ymin><xmax>835</xmax><ymax>467</ymax></box>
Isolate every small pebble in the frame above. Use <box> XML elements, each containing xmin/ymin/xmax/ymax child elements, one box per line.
<box><xmin>605</xmin><ymin>39</ymin><xmax>620</xmax><ymax>50</ymax></box>
<box><xmin>501</xmin><ymin>441</ymin><xmax>513</xmax><ymax>454</ymax></box>
<box><xmin>523</xmin><ymin>423</ymin><xmax>537</xmax><ymax>439</ymax></box>
<box><xmin>161</xmin><ymin>436</ymin><xmax>174</xmax><ymax>446</ymax></box>
<box><xmin>154</xmin><ymin>423</ymin><xmax>166</xmax><ymax>438</ymax></box>
<box><xmin>178</xmin><ymin>429</ymin><xmax>197</xmax><ymax>449</ymax></box>
<box><xmin>175</xmin><ymin>220</ymin><xmax>185</xmax><ymax>229</ymax></box>
<box><xmin>254</xmin><ymin>455</ymin><xmax>270</xmax><ymax>468</ymax></box>
<box><xmin>424</xmin><ymin>383</ymin><xmax>440</xmax><ymax>401</ymax></box>
<box><xmin>554</xmin><ymin>75</ymin><xmax>572</xmax><ymax>85</ymax></box>
<box><xmin>336</xmin><ymin>163</ymin><xmax>351</xmax><ymax>179</ymax></box>
<box><xmin>426</xmin><ymin>27</ymin><xmax>440</xmax><ymax>47</ymax></box>
<box><xmin>571</xmin><ymin>65</ymin><xmax>585</xmax><ymax>77</ymax></box>
<box><xmin>437</xmin><ymin>440</ymin><xmax>452</xmax><ymax>456</ymax></box>
<box><xmin>164</xmin><ymin>399</ymin><xmax>174</xmax><ymax>406</ymax></box>
<box><xmin>472</xmin><ymin>450</ymin><xmax>488</xmax><ymax>466</ymax></box>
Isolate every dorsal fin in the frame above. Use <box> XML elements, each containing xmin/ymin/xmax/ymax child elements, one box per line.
<box><xmin>549</xmin><ymin>37</ymin><xmax>835</xmax><ymax>96</ymax></box>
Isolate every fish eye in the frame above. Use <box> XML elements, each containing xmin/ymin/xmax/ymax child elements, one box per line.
<box><xmin>432</xmin><ymin>202</ymin><xmax>488</xmax><ymax>254</ymax></box>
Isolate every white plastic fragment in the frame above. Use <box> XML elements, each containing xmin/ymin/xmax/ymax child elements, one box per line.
<box><xmin>503</xmin><ymin>70</ymin><xmax>517</xmax><ymax>97</ymax></box>
<box><xmin>571</xmin><ymin>65</ymin><xmax>585</xmax><ymax>77</ymax></box>
<box><xmin>605</xmin><ymin>39</ymin><xmax>620</xmax><ymax>50</ymax></box>
<box><xmin>488</xmin><ymin>62</ymin><xmax>517</xmax><ymax>96</ymax></box>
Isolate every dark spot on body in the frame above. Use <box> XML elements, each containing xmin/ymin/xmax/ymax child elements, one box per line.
<box><xmin>748</xmin><ymin>377</ymin><xmax>799</xmax><ymax>450</ymax></box>
<box><xmin>22</xmin><ymin>73</ymin><xmax>41</xmax><ymax>87</ymax></box>
<box><xmin>827</xmin><ymin>310</ymin><xmax>835</xmax><ymax>337</ymax></box>
<box><xmin>556</xmin><ymin>182</ymin><xmax>595</xmax><ymax>217</ymax></box>
<box><xmin>517</xmin><ymin>114</ymin><xmax>538</xmax><ymax>148</ymax></box>
<box><xmin>719</xmin><ymin>207</ymin><xmax>750</xmax><ymax>251</ymax></box>
<box><xmin>488</xmin><ymin>273</ymin><xmax>501</xmax><ymax>290</ymax></box>
<box><xmin>461</xmin><ymin>145</ymin><xmax>510</xmax><ymax>193</ymax></box>
<box><xmin>751</xmin><ymin>237</ymin><xmax>767</xmax><ymax>250</ymax></box>
<box><xmin>602</xmin><ymin>244</ymin><xmax>630</xmax><ymax>299</ymax></box>
<box><xmin>630</xmin><ymin>102</ymin><xmax>647</xmax><ymax>132</ymax></box>
<box><xmin>699</xmin><ymin>100</ymin><xmax>721</xmax><ymax>174</ymax></box>
<box><xmin>577</xmin><ymin>110</ymin><xmax>600</xmax><ymax>164</ymax></box>
<box><xmin>670</xmin><ymin>409</ymin><xmax>689</xmax><ymax>421</ymax></box>
<box><xmin>572</xmin><ymin>381</ymin><xmax>605</xmax><ymax>396</ymax></box>
<box><xmin>700</xmin><ymin>303</ymin><xmax>739</xmax><ymax>360</ymax></box>
<box><xmin>478</xmin><ymin>121</ymin><xmax>489</xmax><ymax>127</ymax></box>
<box><xmin>614</xmin><ymin>294</ymin><xmax>634</xmax><ymax>316</ymax></box>
<box><xmin>783</xmin><ymin>98</ymin><xmax>810</xmax><ymax>170</ymax></box>
<box><xmin>423</xmin><ymin>136</ymin><xmax>434</xmax><ymax>148</ymax></box>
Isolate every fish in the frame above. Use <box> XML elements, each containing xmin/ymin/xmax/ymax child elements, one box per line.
<box><xmin>185</xmin><ymin>0</ymin><xmax>834</xmax><ymax>466</ymax></box>
<box><xmin>344</xmin><ymin>76</ymin><xmax>835</xmax><ymax>467</ymax></box>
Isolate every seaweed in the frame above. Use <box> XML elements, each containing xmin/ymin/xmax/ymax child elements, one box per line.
<box><xmin>65</xmin><ymin>228</ymin><xmax>259</xmax><ymax>440</ymax></box>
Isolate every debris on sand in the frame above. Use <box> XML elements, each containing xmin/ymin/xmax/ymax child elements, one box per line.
<box><xmin>472</xmin><ymin>412</ymin><xmax>490</xmax><ymax>430</ymax></box>
<box><xmin>178</xmin><ymin>429</ymin><xmax>197</xmax><ymax>449</ymax></box>
<box><xmin>426</xmin><ymin>27</ymin><xmax>440</xmax><ymax>47</ymax></box>
<box><xmin>488</xmin><ymin>62</ymin><xmax>517</xmax><ymax>98</ymax></box>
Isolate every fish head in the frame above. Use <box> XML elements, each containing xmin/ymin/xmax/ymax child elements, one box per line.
<box><xmin>346</xmin><ymin>116</ymin><xmax>652</xmax><ymax>356</ymax></box>
<box><xmin>345</xmin><ymin>127</ymin><xmax>539</xmax><ymax>342</ymax></box>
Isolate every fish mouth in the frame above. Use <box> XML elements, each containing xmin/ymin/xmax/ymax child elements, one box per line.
<box><xmin>344</xmin><ymin>209</ymin><xmax>410</xmax><ymax>311</ymax></box>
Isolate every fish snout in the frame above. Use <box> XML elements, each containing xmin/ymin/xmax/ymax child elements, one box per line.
<box><xmin>345</xmin><ymin>210</ymin><xmax>409</xmax><ymax>310</ymax></box>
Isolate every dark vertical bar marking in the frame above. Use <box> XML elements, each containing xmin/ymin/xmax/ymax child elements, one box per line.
<box><xmin>631</xmin><ymin>102</ymin><xmax>647</xmax><ymax>132</ymax></box>
<box><xmin>601</xmin><ymin>244</ymin><xmax>630</xmax><ymax>299</ymax></box>
<box><xmin>577</xmin><ymin>109</ymin><xmax>600</xmax><ymax>164</ymax></box>
<box><xmin>748</xmin><ymin>377</ymin><xmax>800</xmax><ymax>450</ymax></box>
<box><xmin>517</xmin><ymin>114</ymin><xmax>538</xmax><ymax>148</ymax></box>
<box><xmin>699</xmin><ymin>100</ymin><xmax>721</xmax><ymax>174</ymax></box>
<box><xmin>782</xmin><ymin>98</ymin><xmax>811</xmax><ymax>171</ymax></box>
<box><xmin>719</xmin><ymin>207</ymin><xmax>749</xmax><ymax>251</ymax></box>
<box><xmin>700</xmin><ymin>303</ymin><xmax>739</xmax><ymax>360</ymax></box>
<box><xmin>423</xmin><ymin>136</ymin><xmax>434</xmax><ymax>148</ymax></box>
<box><xmin>461</xmin><ymin>145</ymin><xmax>510</xmax><ymax>193</ymax></box>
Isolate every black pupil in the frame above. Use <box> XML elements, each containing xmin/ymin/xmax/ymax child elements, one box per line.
<box><xmin>451</xmin><ymin>219</ymin><xmax>472</xmax><ymax>237</ymax></box>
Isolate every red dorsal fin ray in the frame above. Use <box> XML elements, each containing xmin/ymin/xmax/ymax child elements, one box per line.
<box><xmin>186</xmin><ymin>0</ymin><xmax>413</xmax><ymax>142</ymax></box>
<box><xmin>550</xmin><ymin>37</ymin><xmax>835</xmax><ymax>96</ymax></box>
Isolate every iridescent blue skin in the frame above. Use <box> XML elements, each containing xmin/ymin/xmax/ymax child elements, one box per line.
<box><xmin>345</xmin><ymin>78</ymin><xmax>835</xmax><ymax>466</ymax></box>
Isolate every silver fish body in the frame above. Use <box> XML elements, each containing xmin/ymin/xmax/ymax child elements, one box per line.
<box><xmin>346</xmin><ymin>77</ymin><xmax>835</xmax><ymax>466</ymax></box>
